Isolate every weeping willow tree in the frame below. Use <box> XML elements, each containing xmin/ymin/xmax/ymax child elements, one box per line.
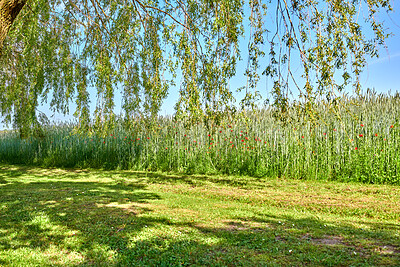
<box><xmin>0</xmin><ymin>0</ymin><xmax>393</xmax><ymax>137</ymax></box>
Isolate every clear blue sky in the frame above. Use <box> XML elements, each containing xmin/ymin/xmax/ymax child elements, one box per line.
<box><xmin>1</xmin><ymin>2</ymin><xmax>400</xmax><ymax>130</ymax></box>
<box><xmin>161</xmin><ymin>1</ymin><xmax>400</xmax><ymax>115</ymax></box>
<box><xmin>360</xmin><ymin>0</ymin><xmax>400</xmax><ymax>94</ymax></box>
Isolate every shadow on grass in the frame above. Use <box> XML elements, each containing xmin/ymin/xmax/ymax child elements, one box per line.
<box><xmin>0</xmin><ymin>169</ymin><xmax>162</xmax><ymax>265</ymax></box>
<box><xmin>0</xmin><ymin>165</ymin><xmax>399</xmax><ymax>266</ymax></box>
<box><xmin>0</xmin><ymin>164</ymin><xmax>254</xmax><ymax>188</ymax></box>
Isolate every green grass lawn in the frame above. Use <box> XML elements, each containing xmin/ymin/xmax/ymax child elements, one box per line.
<box><xmin>0</xmin><ymin>164</ymin><xmax>399</xmax><ymax>266</ymax></box>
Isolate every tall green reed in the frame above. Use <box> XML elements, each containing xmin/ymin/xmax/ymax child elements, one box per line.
<box><xmin>0</xmin><ymin>93</ymin><xmax>399</xmax><ymax>185</ymax></box>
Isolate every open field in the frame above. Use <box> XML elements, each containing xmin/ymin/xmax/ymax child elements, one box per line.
<box><xmin>0</xmin><ymin>164</ymin><xmax>399</xmax><ymax>266</ymax></box>
<box><xmin>1</xmin><ymin>94</ymin><xmax>399</xmax><ymax>185</ymax></box>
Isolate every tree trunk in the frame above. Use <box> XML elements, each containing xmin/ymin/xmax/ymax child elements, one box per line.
<box><xmin>0</xmin><ymin>0</ymin><xmax>26</xmax><ymax>55</ymax></box>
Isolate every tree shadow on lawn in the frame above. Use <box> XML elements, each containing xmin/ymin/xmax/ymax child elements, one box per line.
<box><xmin>190</xmin><ymin>213</ymin><xmax>400</xmax><ymax>266</ymax></box>
<box><xmin>0</xmin><ymin>177</ymin><xmax>162</xmax><ymax>265</ymax></box>
<box><xmin>0</xmin><ymin>164</ymin><xmax>253</xmax><ymax>188</ymax></box>
<box><xmin>122</xmin><ymin>170</ymin><xmax>258</xmax><ymax>188</ymax></box>
<box><xmin>0</xmin><ymin>165</ymin><xmax>399</xmax><ymax>266</ymax></box>
<box><xmin>0</xmin><ymin>165</ymin><xmax>27</xmax><ymax>180</ymax></box>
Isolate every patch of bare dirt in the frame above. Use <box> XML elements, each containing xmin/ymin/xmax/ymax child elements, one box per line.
<box><xmin>303</xmin><ymin>234</ymin><xmax>345</xmax><ymax>246</ymax></box>
<box><xmin>275</xmin><ymin>235</ymin><xmax>286</xmax><ymax>242</ymax></box>
<box><xmin>221</xmin><ymin>220</ymin><xmax>271</xmax><ymax>232</ymax></box>
<box><xmin>375</xmin><ymin>245</ymin><xmax>400</xmax><ymax>255</ymax></box>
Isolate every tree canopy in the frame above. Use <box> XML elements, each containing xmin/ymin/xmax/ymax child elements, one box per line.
<box><xmin>0</xmin><ymin>0</ymin><xmax>393</xmax><ymax>137</ymax></box>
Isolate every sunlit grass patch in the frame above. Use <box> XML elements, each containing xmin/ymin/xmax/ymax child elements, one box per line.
<box><xmin>0</xmin><ymin>164</ymin><xmax>399</xmax><ymax>266</ymax></box>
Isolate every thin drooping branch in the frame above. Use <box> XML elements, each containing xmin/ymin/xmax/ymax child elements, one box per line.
<box><xmin>0</xmin><ymin>0</ymin><xmax>26</xmax><ymax>55</ymax></box>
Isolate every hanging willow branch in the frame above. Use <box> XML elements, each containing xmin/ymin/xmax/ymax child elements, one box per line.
<box><xmin>0</xmin><ymin>0</ymin><xmax>394</xmax><ymax>137</ymax></box>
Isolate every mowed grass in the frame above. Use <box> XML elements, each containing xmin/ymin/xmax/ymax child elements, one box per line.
<box><xmin>0</xmin><ymin>164</ymin><xmax>399</xmax><ymax>266</ymax></box>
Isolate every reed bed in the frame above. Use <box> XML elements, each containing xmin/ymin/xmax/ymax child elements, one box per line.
<box><xmin>1</xmin><ymin>93</ymin><xmax>399</xmax><ymax>185</ymax></box>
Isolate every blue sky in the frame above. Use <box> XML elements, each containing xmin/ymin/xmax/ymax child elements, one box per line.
<box><xmin>160</xmin><ymin>1</ymin><xmax>400</xmax><ymax>114</ymax></box>
<box><xmin>360</xmin><ymin>0</ymin><xmax>400</xmax><ymax>94</ymax></box>
<box><xmin>1</xmin><ymin>2</ymin><xmax>400</xmax><ymax>130</ymax></box>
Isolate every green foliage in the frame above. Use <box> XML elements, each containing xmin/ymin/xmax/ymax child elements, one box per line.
<box><xmin>0</xmin><ymin>0</ymin><xmax>394</xmax><ymax>135</ymax></box>
<box><xmin>1</xmin><ymin>92</ymin><xmax>399</xmax><ymax>185</ymax></box>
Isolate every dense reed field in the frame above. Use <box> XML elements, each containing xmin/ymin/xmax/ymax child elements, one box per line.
<box><xmin>1</xmin><ymin>93</ymin><xmax>399</xmax><ymax>185</ymax></box>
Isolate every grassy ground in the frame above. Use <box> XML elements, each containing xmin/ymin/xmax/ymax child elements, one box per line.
<box><xmin>0</xmin><ymin>164</ymin><xmax>399</xmax><ymax>266</ymax></box>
